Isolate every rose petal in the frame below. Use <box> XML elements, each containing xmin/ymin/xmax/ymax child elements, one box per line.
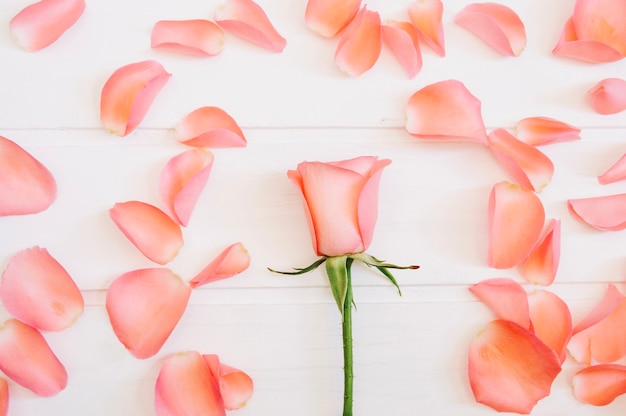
<box><xmin>568</xmin><ymin>193</ymin><xmax>626</xmax><ymax>231</ymax></box>
<box><xmin>0</xmin><ymin>135</ymin><xmax>56</xmax><ymax>216</ymax></box>
<box><xmin>552</xmin><ymin>17</ymin><xmax>623</xmax><ymax>63</ymax></box>
<box><xmin>106</xmin><ymin>268</ymin><xmax>191</xmax><ymax>359</ymax></box>
<box><xmin>304</xmin><ymin>0</ymin><xmax>361</xmax><ymax>38</ymax></box>
<box><xmin>515</xmin><ymin>116</ymin><xmax>581</xmax><ymax>146</ymax></box>
<box><xmin>334</xmin><ymin>7</ymin><xmax>382</xmax><ymax>76</ymax></box>
<box><xmin>488</xmin><ymin>128</ymin><xmax>554</xmax><ymax>192</ymax></box>
<box><xmin>406</xmin><ymin>79</ymin><xmax>488</xmax><ymax>143</ymax></box>
<box><xmin>468</xmin><ymin>319</ymin><xmax>561</xmax><ymax>414</ymax></box>
<box><xmin>175</xmin><ymin>106</ymin><xmax>246</xmax><ymax>148</ymax></box>
<box><xmin>151</xmin><ymin>19</ymin><xmax>224</xmax><ymax>57</ymax></box>
<box><xmin>573</xmin><ymin>0</ymin><xmax>626</xmax><ymax>56</ymax></box>
<box><xmin>520</xmin><ymin>219</ymin><xmax>561</xmax><ymax>286</ymax></box>
<box><xmin>382</xmin><ymin>20</ymin><xmax>423</xmax><ymax>78</ymax></box>
<box><xmin>587</xmin><ymin>78</ymin><xmax>626</xmax><ymax>115</ymax></box>
<box><xmin>573</xmin><ymin>283</ymin><xmax>624</xmax><ymax>334</ymax></box>
<box><xmin>9</xmin><ymin>0</ymin><xmax>85</xmax><ymax>52</ymax></box>
<box><xmin>0</xmin><ymin>319</ymin><xmax>67</xmax><ymax>397</ymax></box>
<box><xmin>100</xmin><ymin>60</ymin><xmax>171</xmax><ymax>137</ymax></box>
<box><xmin>573</xmin><ymin>364</ymin><xmax>626</xmax><ymax>406</ymax></box>
<box><xmin>0</xmin><ymin>378</ymin><xmax>7</xmax><ymax>416</ymax></box>
<box><xmin>407</xmin><ymin>0</ymin><xmax>445</xmax><ymax>56</ymax></box>
<box><xmin>356</xmin><ymin>158</ymin><xmax>391</xmax><ymax>251</ymax></box>
<box><xmin>160</xmin><ymin>149</ymin><xmax>214</xmax><ymax>226</ymax></box>
<box><xmin>598</xmin><ymin>152</ymin><xmax>626</xmax><ymax>184</ymax></box>
<box><xmin>214</xmin><ymin>0</ymin><xmax>286</xmax><ymax>52</ymax></box>
<box><xmin>0</xmin><ymin>246</ymin><xmax>84</xmax><ymax>332</ymax></box>
<box><xmin>528</xmin><ymin>290</ymin><xmax>572</xmax><ymax>363</ymax></box>
<box><xmin>203</xmin><ymin>354</ymin><xmax>254</xmax><ymax>410</ymax></box>
<box><xmin>189</xmin><ymin>243</ymin><xmax>250</xmax><ymax>288</ymax></box>
<box><xmin>109</xmin><ymin>201</ymin><xmax>183</xmax><ymax>265</ymax></box>
<box><xmin>469</xmin><ymin>278</ymin><xmax>530</xmax><ymax>329</ymax></box>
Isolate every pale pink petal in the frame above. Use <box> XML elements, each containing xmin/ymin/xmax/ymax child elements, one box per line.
<box><xmin>469</xmin><ymin>278</ymin><xmax>530</xmax><ymax>329</ymax></box>
<box><xmin>488</xmin><ymin>181</ymin><xmax>545</xmax><ymax>269</ymax></box>
<box><xmin>189</xmin><ymin>243</ymin><xmax>250</xmax><ymax>288</ymax></box>
<box><xmin>407</xmin><ymin>0</ymin><xmax>445</xmax><ymax>56</ymax></box>
<box><xmin>598</xmin><ymin>152</ymin><xmax>626</xmax><ymax>184</ymax></box>
<box><xmin>305</xmin><ymin>0</ymin><xmax>361</xmax><ymax>38</ymax></box>
<box><xmin>109</xmin><ymin>201</ymin><xmax>183</xmax><ymax>265</ymax></box>
<box><xmin>468</xmin><ymin>319</ymin><xmax>561</xmax><ymax>414</ymax></box>
<box><xmin>9</xmin><ymin>0</ymin><xmax>85</xmax><ymax>52</ymax></box>
<box><xmin>568</xmin><ymin>193</ymin><xmax>626</xmax><ymax>231</ymax></box>
<box><xmin>100</xmin><ymin>60</ymin><xmax>171</xmax><ymax>137</ymax></box>
<box><xmin>175</xmin><ymin>106</ymin><xmax>246</xmax><ymax>148</ymax></box>
<box><xmin>573</xmin><ymin>364</ymin><xmax>626</xmax><ymax>406</ymax></box>
<box><xmin>0</xmin><ymin>378</ymin><xmax>7</xmax><ymax>416</ymax></box>
<box><xmin>356</xmin><ymin>158</ymin><xmax>391</xmax><ymax>251</ymax></box>
<box><xmin>488</xmin><ymin>128</ymin><xmax>554</xmax><ymax>192</ymax></box>
<box><xmin>106</xmin><ymin>268</ymin><xmax>191</xmax><ymax>359</ymax></box>
<box><xmin>0</xmin><ymin>319</ymin><xmax>67</xmax><ymax>397</ymax></box>
<box><xmin>0</xmin><ymin>246</ymin><xmax>83</xmax><ymax>332</ymax></box>
<box><xmin>0</xmin><ymin>135</ymin><xmax>56</xmax><ymax>216</ymax></box>
<box><xmin>516</xmin><ymin>116</ymin><xmax>581</xmax><ymax>146</ymax></box>
<box><xmin>587</xmin><ymin>78</ymin><xmax>626</xmax><ymax>115</ymax></box>
<box><xmin>155</xmin><ymin>351</ymin><xmax>225</xmax><ymax>416</ymax></box>
<box><xmin>382</xmin><ymin>20</ymin><xmax>422</xmax><ymax>78</ymax></box>
<box><xmin>455</xmin><ymin>3</ymin><xmax>526</xmax><ymax>56</ymax></box>
<box><xmin>573</xmin><ymin>0</ymin><xmax>626</xmax><ymax>56</ymax></box>
<box><xmin>406</xmin><ymin>79</ymin><xmax>488</xmax><ymax>143</ymax></box>
<box><xmin>334</xmin><ymin>7</ymin><xmax>382</xmax><ymax>76</ymax></box>
<box><xmin>552</xmin><ymin>17</ymin><xmax>623</xmax><ymax>63</ymax></box>
<box><xmin>214</xmin><ymin>0</ymin><xmax>286</xmax><ymax>52</ymax></box>
<box><xmin>528</xmin><ymin>290</ymin><xmax>572</xmax><ymax>363</ymax></box>
<box><xmin>160</xmin><ymin>149</ymin><xmax>214</xmax><ymax>226</ymax></box>
<box><xmin>151</xmin><ymin>20</ymin><xmax>224</xmax><ymax>57</ymax></box>
<box><xmin>520</xmin><ymin>219</ymin><xmax>561</xmax><ymax>286</ymax></box>
<box><xmin>573</xmin><ymin>283</ymin><xmax>624</xmax><ymax>334</ymax></box>
<box><xmin>203</xmin><ymin>355</ymin><xmax>254</xmax><ymax>410</ymax></box>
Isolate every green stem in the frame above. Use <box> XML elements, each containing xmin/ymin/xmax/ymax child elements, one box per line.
<box><xmin>342</xmin><ymin>259</ymin><xmax>353</xmax><ymax>416</ymax></box>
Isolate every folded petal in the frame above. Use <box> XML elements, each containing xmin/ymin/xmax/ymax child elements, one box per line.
<box><xmin>0</xmin><ymin>246</ymin><xmax>83</xmax><ymax>332</ymax></box>
<box><xmin>203</xmin><ymin>354</ymin><xmax>254</xmax><ymax>410</ymax></box>
<box><xmin>587</xmin><ymin>78</ymin><xmax>626</xmax><ymax>115</ymax></box>
<box><xmin>552</xmin><ymin>17</ymin><xmax>623</xmax><ymax>63</ymax></box>
<box><xmin>407</xmin><ymin>0</ymin><xmax>445</xmax><ymax>56</ymax></box>
<box><xmin>106</xmin><ymin>268</ymin><xmax>191</xmax><ymax>359</ymax></box>
<box><xmin>0</xmin><ymin>319</ymin><xmax>67</xmax><ymax>397</ymax></box>
<box><xmin>9</xmin><ymin>0</ymin><xmax>85</xmax><ymax>52</ymax></box>
<box><xmin>573</xmin><ymin>0</ymin><xmax>626</xmax><ymax>56</ymax></box>
<box><xmin>488</xmin><ymin>181</ymin><xmax>545</xmax><ymax>269</ymax></box>
<box><xmin>214</xmin><ymin>0</ymin><xmax>286</xmax><ymax>52</ymax></box>
<box><xmin>515</xmin><ymin>116</ymin><xmax>581</xmax><ymax>146</ymax></box>
<box><xmin>0</xmin><ymin>378</ymin><xmax>7</xmax><ymax>416</ymax></box>
<box><xmin>573</xmin><ymin>364</ymin><xmax>626</xmax><ymax>406</ymax></box>
<box><xmin>468</xmin><ymin>319</ymin><xmax>561</xmax><ymax>414</ymax></box>
<box><xmin>382</xmin><ymin>20</ymin><xmax>422</xmax><ymax>78</ymax></box>
<box><xmin>189</xmin><ymin>243</ymin><xmax>250</xmax><ymax>288</ymax></box>
<box><xmin>305</xmin><ymin>0</ymin><xmax>361</xmax><ymax>38</ymax></box>
<box><xmin>406</xmin><ymin>79</ymin><xmax>488</xmax><ymax>143</ymax></box>
<box><xmin>455</xmin><ymin>3</ymin><xmax>526</xmax><ymax>56</ymax></box>
<box><xmin>109</xmin><ymin>201</ymin><xmax>183</xmax><ymax>265</ymax></box>
<box><xmin>0</xmin><ymin>135</ymin><xmax>56</xmax><ymax>216</ymax></box>
<box><xmin>598</xmin><ymin>152</ymin><xmax>626</xmax><ymax>184</ymax></box>
<box><xmin>520</xmin><ymin>219</ymin><xmax>561</xmax><ymax>286</ymax></box>
<box><xmin>175</xmin><ymin>106</ymin><xmax>246</xmax><ymax>148</ymax></box>
<box><xmin>488</xmin><ymin>128</ymin><xmax>554</xmax><ymax>192</ymax></box>
<box><xmin>151</xmin><ymin>19</ymin><xmax>224</xmax><ymax>57</ymax></box>
<box><xmin>160</xmin><ymin>149</ymin><xmax>214</xmax><ymax>226</ymax></box>
<box><xmin>573</xmin><ymin>283</ymin><xmax>624</xmax><ymax>334</ymax></box>
<box><xmin>100</xmin><ymin>60</ymin><xmax>171</xmax><ymax>136</ymax></box>
<box><xmin>568</xmin><ymin>193</ymin><xmax>626</xmax><ymax>231</ymax></box>
<box><xmin>528</xmin><ymin>290</ymin><xmax>572</xmax><ymax>363</ymax></box>
<box><xmin>334</xmin><ymin>7</ymin><xmax>382</xmax><ymax>76</ymax></box>
<box><xmin>469</xmin><ymin>278</ymin><xmax>530</xmax><ymax>328</ymax></box>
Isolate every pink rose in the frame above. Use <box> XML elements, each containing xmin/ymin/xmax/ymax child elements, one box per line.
<box><xmin>287</xmin><ymin>156</ymin><xmax>391</xmax><ymax>257</ymax></box>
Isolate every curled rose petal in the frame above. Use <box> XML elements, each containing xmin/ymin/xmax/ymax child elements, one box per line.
<box><xmin>0</xmin><ymin>135</ymin><xmax>56</xmax><ymax>216</ymax></box>
<box><xmin>488</xmin><ymin>181</ymin><xmax>545</xmax><ymax>269</ymax></box>
<box><xmin>573</xmin><ymin>284</ymin><xmax>624</xmax><ymax>334</ymax></box>
<box><xmin>406</xmin><ymin>79</ymin><xmax>488</xmax><ymax>143</ymax></box>
<box><xmin>189</xmin><ymin>243</ymin><xmax>250</xmax><ymax>288</ymax></box>
<box><xmin>568</xmin><ymin>193</ymin><xmax>626</xmax><ymax>231</ymax></box>
<box><xmin>110</xmin><ymin>201</ymin><xmax>183</xmax><ymax>265</ymax></box>
<box><xmin>382</xmin><ymin>20</ymin><xmax>422</xmax><ymax>78</ymax></box>
<box><xmin>552</xmin><ymin>17</ymin><xmax>623</xmax><ymax>63</ymax></box>
<box><xmin>0</xmin><ymin>319</ymin><xmax>67</xmax><ymax>397</ymax></box>
<box><xmin>455</xmin><ymin>3</ymin><xmax>526</xmax><ymax>56</ymax></box>
<box><xmin>151</xmin><ymin>19</ymin><xmax>225</xmax><ymax>57</ymax></box>
<box><xmin>160</xmin><ymin>149</ymin><xmax>214</xmax><ymax>226</ymax></box>
<box><xmin>305</xmin><ymin>0</ymin><xmax>361</xmax><ymax>38</ymax></box>
<box><xmin>469</xmin><ymin>278</ymin><xmax>530</xmax><ymax>329</ymax></box>
<box><xmin>598</xmin><ymin>152</ymin><xmax>626</xmax><ymax>184</ymax></box>
<box><xmin>175</xmin><ymin>106</ymin><xmax>246</xmax><ymax>148</ymax></box>
<box><xmin>516</xmin><ymin>116</ymin><xmax>581</xmax><ymax>146</ymax></box>
<box><xmin>520</xmin><ymin>219</ymin><xmax>561</xmax><ymax>286</ymax></box>
<box><xmin>100</xmin><ymin>60</ymin><xmax>171</xmax><ymax>137</ymax></box>
<box><xmin>468</xmin><ymin>319</ymin><xmax>561</xmax><ymax>414</ymax></box>
<box><xmin>407</xmin><ymin>0</ymin><xmax>445</xmax><ymax>56</ymax></box>
<box><xmin>573</xmin><ymin>0</ymin><xmax>626</xmax><ymax>57</ymax></box>
<box><xmin>0</xmin><ymin>378</ymin><xmax>6</xmax><ymax>416</ymax></box>
<box><xmin>0</xmin><ymin>246</ymin><xmax>84</xmax><ymax>332</ymax></box>
<box><xmin>203</xmin><ymin>354</ymin><xmax>254</xmax><ymax>410</ymax></box>
<box><xmin>106</xmin><ymin>268</ymin><xmax>191</xmax><ymax>359</ymax></box>
<box><xmin>9</xmin><ymin>0</ymin><xmax>85</xmax><ymax>52</ymax></box>
<box><xmin>334</xmin><ymin>7</ymin><xmax>382</xmax><ymax>77</ymax></box>
<box><xmin>528</xmin><ymin>290</ymin><xmax>572</xmax><ymax>363</ymax></box>
<box><xmin>587</xmin><ymin>78</ymin><xmax>626</xmax><ymax>115</ymax></box>
<box><xmin>573</xmin><ymin>364</ymin><xmax>626</xmax><ymax>406</ymax></box>
<box><xmin>214</xmin><ymin>0</ymin><xmax>286</xmax><ymax>52</ymax></box>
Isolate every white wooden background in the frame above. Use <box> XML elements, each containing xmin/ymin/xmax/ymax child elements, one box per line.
<box><xmin>2</xmin><ymin>0</ymin><xmax>626</xmax><ymax>414</ymax></box>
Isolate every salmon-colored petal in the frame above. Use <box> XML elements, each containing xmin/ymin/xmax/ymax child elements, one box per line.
<box><xmin>382</xmin><ymin>20</ymin><xmax>423</xmax><ymax>78</ymax></box>
<box><xmin>305</xmin><ymin>0</ymin><xmax>361</xmax><ymax>38</ymax></box>
<box><xmin>0</xmin><ymin>246</ymin><xmax>83</xmax><ymax>332</ymax></box>
<box><xmin>573</xmin><ymin>364</ymin><xmax>626</xmax><ymax>406</ymax></box>
<box><xmin>356</xmin><ymin>158</ymin><xmax>391</xmax><ymax>252</ymax></box>
<box><xmin>573</xmin><ymin>283</ymin><xmax>624</xmax><ymax>334</ymax></box>
<box><xmin>587</xmin><ymin>78</ymin><xmax>626</xmax><ymax>115</ymax></box>
<box><xmin>407</xmin><ymin>0</ymin><xmax>445</xmax><ymax>56</ymax></box>
<box><xmin>155</xmin><ymin>351</ymin><xmax>225</xmax><ymax>416</ymax></box>
<box><xmin>520</xmin><ymin>219</ymin><xmax>561</xmax><ymax>286</ymax></box>
<box><xmin>151</xmin><ymin>20</ymin><xmax>224</xmax><ymax>57</ymax></box>
<box><xmin>0</xmin><ymin>319</ymin><xmax>67</xmax><ymax>397</ymax></box>
<box><xmin>175</xmin><ymin>106</ymin><xmax>246</xmax><ymax>148</ymax></box>
<box><xmin>516</xmin><ymin>116</ymin><xmax>581</xmax><ymax>146</ymax></box>
<box><xmin>468</xmin><ymin>319</ymin><xmax>561</xmax><ymax>414</ymax></box>
<box><xmin>202</xmin><ymin>354</ymin><xmax>254</xmax><ymax>410</ymax></box>
<box><xmin>0</xmin><ymin>378</ymin><xmax>7</xmax><ymax>416</ymax></box>
<box><xmin>488</xmin><ymin>181</ymin><xmax>545</xmax><ymax>269</ymax></box>
<box><xmin>552</xmin><ymin>17</ymin><xmax>623</xmax><ymax>63</ymax></box>
<box><xmin>100</xmin><ymin>60</ymin><xmax>171</xmax><ymax>137</ymax></box>
<box><xmin>573</xmin><ymin>0</ymin><xmax>626</xmax><ymax>56</ymax></box>
<box><xmin>568</xmin><ymin>193</ymin><xmax>626</xmax><ymax>231</ymax></box>
<box><xmin>469</xmin><ymin>278</ymin><xmax>530</xmax><ymax>329</ymax></box>
<box><xmin>598</xmin><ymin>152</ymin><xmax>626</xmax><ymax>184</ymax></box>
<box><xmin>488</xmin><ymin>128</ymin><xmax>554</xmax><ymax>192</ymax></box>
<box><xmin>160</xmin><ymin>149</ymin><xmax>214</xmax><ymax>226</ymax></box>
<box><xmin>0</xmin><ymin>135</ymin><xmax>56</xmax><ymax>216</ymax></box>
<box><xmin>455</xmin><ymin>3</ymin><xmax>526</xmax><ymax>56</ymax></box>
<box><xmin>528</xmin><ymin>290</ymin><xmax>572</xmax><ymax>363</ymax></box>
<box><xmin>9</xmin><ymin>0</ymin><xmax>85</xmax><ymax>52</ymax></box>
<box><xmin>106</xmin><ymin>268</ymin><xmax>191</xmax><ymax>359</ymax></box>
<box><xmin>334</xmin><ymin>7</ymin><xmax>382</xmax><ymax>76</ymax></box>
<box><xmin>109</xmin><ymin>201</ymin><xmax>183</xmax><ymax>265</ymax></box>
<box><xmin>214</xmin><ymin>0</ymin><xmax>286</xmax><ymax>52</ymax></box>
<box><xmin>406</xmin><ymin>79</ymin><xmax>488</xmax><ymax>143</ymax></box>
<box><xmin>189</xmin><ymin>243</ymin><xmax>250</xmax><ymax>288</ymax></box>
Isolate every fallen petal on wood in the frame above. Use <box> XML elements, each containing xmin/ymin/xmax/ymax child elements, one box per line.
<box><xmin>175</xmin><ymin>106</ymin><xmax>246</xmax><ymax>148</ymax></box>
<box><xmin>407</xmin><ymin>0</ymin><xmax>445</xmax><ymax>56</ymax></box>
<box><xmin>568</xmin><ymin>193</ymin><xmax>626</xmax><ymax>231</ymax></box>
<box><xmin>151</xmin><ymin>19</ymin><xmax>225</xmax><ymax>57</ymax></box>
<box><xmin>334</xmin><ymin>7</ymin><xmax>382</xmax><ymax>76</ymax></box>
<box><xmin>305</xmin><ymin>0</ymin><xmax>361</xmax><ymax>38</ymax></box>
<box><xmin>515</xmin><ymin>116</ymin><xmax>581</xmax><ymax>146</ymax></box>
